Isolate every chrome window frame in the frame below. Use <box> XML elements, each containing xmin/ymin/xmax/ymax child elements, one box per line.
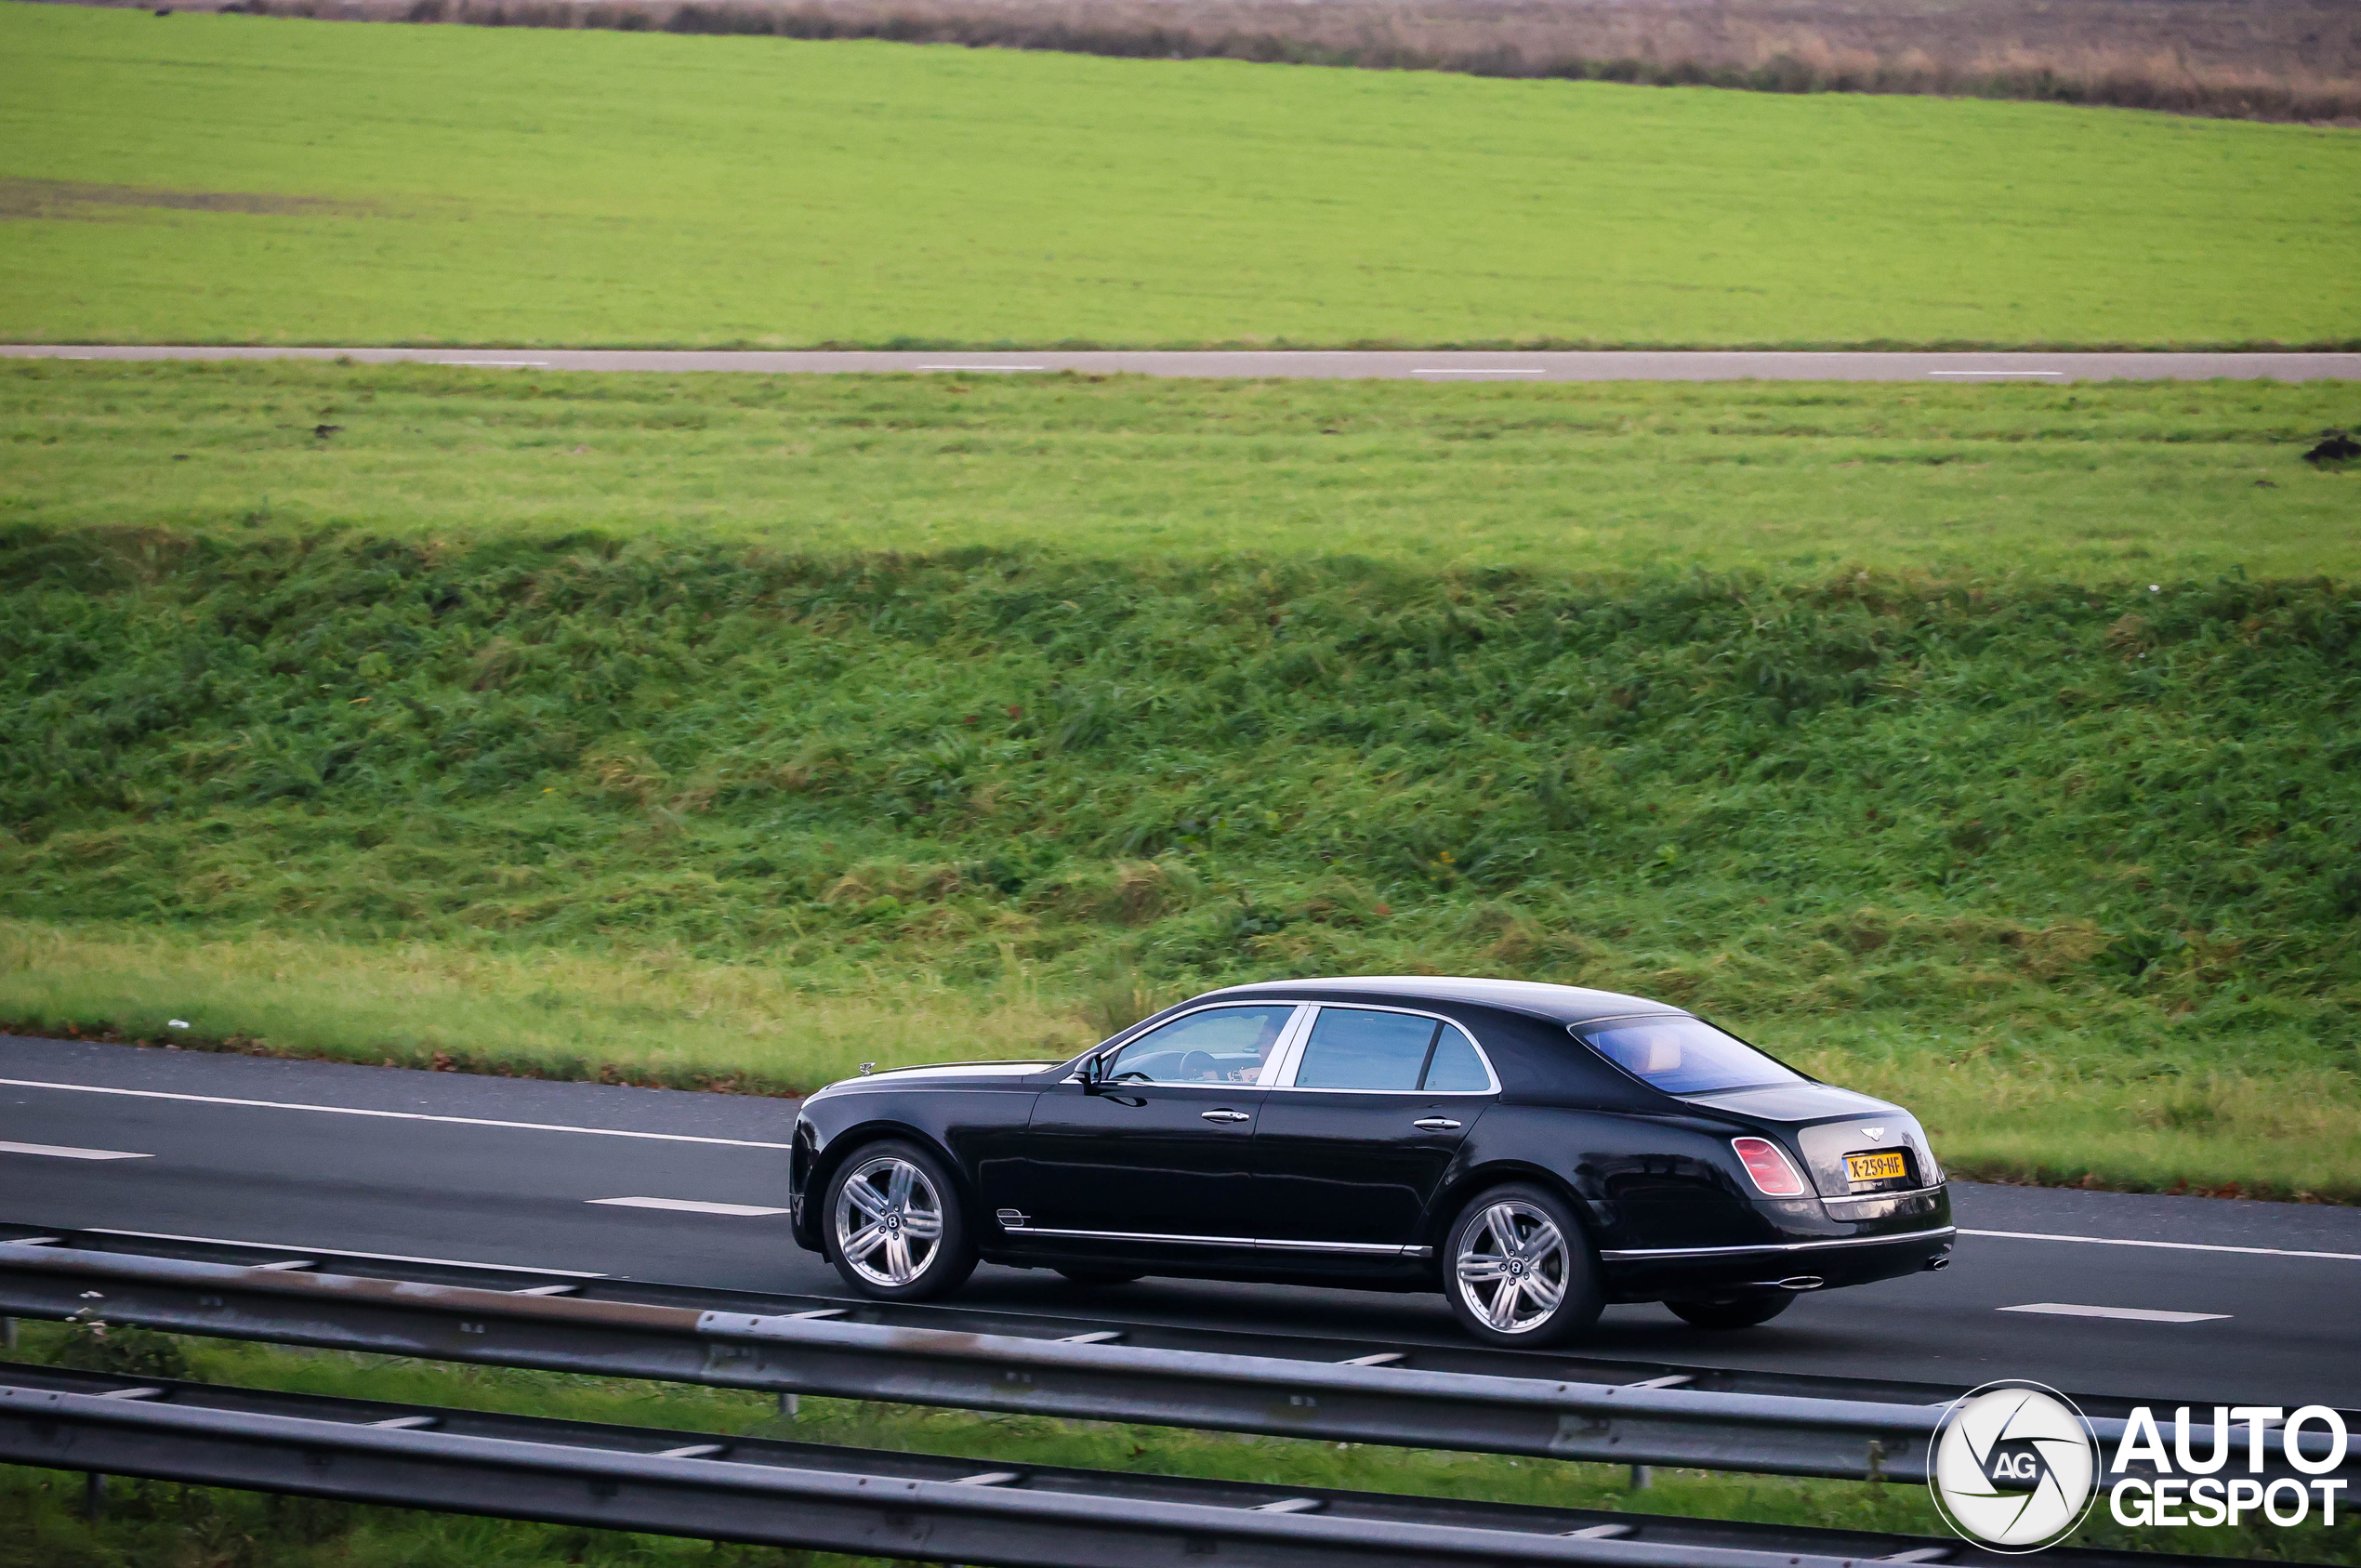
<box><xmin>1266</xmin><ymin>1003</ymin><xmax>1500</xmax><ymax>1096</ymax></box>
<box><xmin>1063</xmin><ymin>1002</ymin><xmax>1312</xmax><ymax>1089</ymax></box>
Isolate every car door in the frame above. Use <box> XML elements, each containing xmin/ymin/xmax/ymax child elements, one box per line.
<box><xmin>1007</xmin><ymin>1002</ymin><xmax>1302</xmax><ymax>1266</ymax></box>
<box><xmin>1250</xmin><ymin>1004</ymin><xmax>1492</xmax><ymax>1255</ymax></box>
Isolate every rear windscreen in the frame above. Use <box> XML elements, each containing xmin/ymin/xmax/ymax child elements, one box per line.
<box><xmin>1577</xmin><ymin>1016</ymin><xmax>1803</xmax><ymax>1097</ymax></box>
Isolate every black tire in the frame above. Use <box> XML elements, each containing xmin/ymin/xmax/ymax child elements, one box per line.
<box><xmin>1054</xmin><ymin>1269</ymin><xmax>1142</xmax><ymax>1287</ymax></box>
<box><xmin>1442</xmin><ymin>1181</ymin><xmax>1604</xmax><ymax>1348</ymax></box>
<box><xmin>823</xmin><ymin>1139</ymin><xmax>977</xmax><ymax>1302</ymax></box>
<box><xmin>1667</xmin><ymin>1292</ymin><xmax>1796</xmax><ymax>1330</ymax></box>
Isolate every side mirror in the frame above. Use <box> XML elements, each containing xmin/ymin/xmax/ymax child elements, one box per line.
<box><xmin>1078</xmin><ymin>1053</ymin><xmax>1108</xmax><ymax>1090</ymax></box>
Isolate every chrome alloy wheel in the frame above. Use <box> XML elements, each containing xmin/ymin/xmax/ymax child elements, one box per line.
<box><xmin>1453</xmin><ymin>1198</ymin><xmax>1572</xmax><ymax>1334</ymax></box>
<box><xmin>832</xmin><ymin>1153</ymin><xmax>946</xmax><ymax>1288</ymax></box>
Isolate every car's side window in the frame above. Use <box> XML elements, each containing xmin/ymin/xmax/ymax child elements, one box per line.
<box><xmin>1294</xmin><ymin>1008</ymin><xmax>1439</xmax><ymax>1090</ymax></box>
<box><xmin>1286</xmin><ymin>1007</ymin><xmax>1496</xmax><ymax>1092</ymax></box>
<box><xmin>1100</xmin><ymin>1005</ymin><xmax>1294</xmax><ymax>1086</ymax></box>
<box><xmin>1419</xmin><ymin>1026</ymin><xmax>1491</xmax><ymax>1092</ymax></box>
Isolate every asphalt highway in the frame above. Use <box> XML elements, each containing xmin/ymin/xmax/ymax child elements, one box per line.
<box><xmin>7</xmin><ymin>346</ymin><xmax>2359</xmax><ymax>382</ymax></box>
<box><xmin>5</xmin><ymin>1033</ymin><xmax>2355</xmax><ymax>1409</ymax></box>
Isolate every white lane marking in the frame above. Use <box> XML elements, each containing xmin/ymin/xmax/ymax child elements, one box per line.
<box><xmin>1998</xmin><ymin>1302</ymin><xmax>2231</xmax><ymax>1324</ymax></box>
<box><xmin>916</xmin><ymin>364</ymin><xmax>1045</xmax><ymax>372</ymax></box>
<box><xmin>73</xmin><ymin>1227</ymin><xmax>605</xmax><ymax>1278</ymax></box>
<box><xmin>1961</xmin><ymin>1227</ymin><xmax>2361</xmax><ymax>1263</ymax></box>
<box><xmin>432</xmin><ymin>359</ymin><xmax>548</xmax><ymax>367</ymax></box>
<box><xmin>0</xmin><ymin>1140</ymin><xmax>151</xmax><ymax>1161</ymax></box>
<box><xmin>1413</xmin><ymin>368</ymin><xmax>1545</xmax><ymax>376</ymax></box>
<box><xmin>587</xmin><ymin>1196</ymin><xmax>791</xmax><ymax>1217</ymax></box>
<box><xmin>1926</xmin><ymin>370</ymin><xmax>2062</xmax><ymax>377</ymax></box>
<box><xmin>0</xmin><ymin>1077</ymin><xmax>794</xmax><ymax>1150</ymax></box>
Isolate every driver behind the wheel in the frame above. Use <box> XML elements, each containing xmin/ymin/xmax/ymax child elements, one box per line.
<box><xmin>1106</xmin><ymin>1005</ymin><xmax>1288</xmax><ymax>1085</ymax></box>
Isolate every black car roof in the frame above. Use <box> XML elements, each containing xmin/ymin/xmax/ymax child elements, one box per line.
<box><xmin>1197</xmin><ymin>975</ymin><xmax>1685</xmax><ymax>1027</ymax></box>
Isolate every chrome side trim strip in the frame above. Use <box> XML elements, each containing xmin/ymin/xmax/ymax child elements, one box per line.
<box><xmin>1598</xmin><ymin>1226</ymin><xmax>1956</xmax><ymax>1263</ymax></box>
<box><xmin>1001</xmin><ymin>1226</ymin><xmax>1254</xmax><ymax>1248</ymax></box>
<box><xmin>1000</xmin><ymin>1225</ymin><xmax>1431</xmax><ymax>1258</ymax></box>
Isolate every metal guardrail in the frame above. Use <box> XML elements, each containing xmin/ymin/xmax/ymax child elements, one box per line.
<box><xmin>0</xmin><ymin>1240</ymin><xmax>2344</xmax><ymax>1486</ymax></box>
<box><xmin>0</xmin><ymin>1240</ymin><xmax>1948</xmax><ymax>1482</ymax></box>
<box><xmin>0</xmin><ymin>1221</ymin><xmax>2011</xmax><ymax>1413</ymax></box>
<box><xmin>0</xmin><ymin>1362</ymin><xmax>2271</xmax><ymax>1568</ymax></box>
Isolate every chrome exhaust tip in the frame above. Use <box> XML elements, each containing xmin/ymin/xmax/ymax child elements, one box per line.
<box><xmin>1923</xmin><ymin>1248</ymin><xmax>1953</xmax><ymax>1272</ymax></box>
<box><xmin>1772</xmin><ymin>1275</ymin><xmax>1826</xmax><ymax>1292</ymax></box>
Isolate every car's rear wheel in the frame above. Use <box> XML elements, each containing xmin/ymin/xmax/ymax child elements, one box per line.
<box><xmin>1667</xmin><ymin>1292</ymin><xmax>1795</xmax><ymax>1330</ymax></box>
<box><xmin>1443</xmin><ymin>1183</ymin><xmax>1603</xmax><ymax>1348</ymax></box>
<box><xmin>1053</xmin><ymin>1268</ymin><xmax>1142</xmax><ymax>1287</ymax></box>
<box><xmin>824</xmin><ymin>1140</ymin><xmax>977</xmax><ymax>1301</ymax></box>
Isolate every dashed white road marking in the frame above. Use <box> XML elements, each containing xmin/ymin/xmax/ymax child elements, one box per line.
<box><xmin>1998</xmin><ymin>1302</ymin><xmax>2231</xmax><ymax>1324</ymax></box>
<box><xmin>588</xmin><ymin>1196</ymin><xmax>792</xmax><ymax>1217</ymax></box>
<box><xmin>70</xmin><ymin>1227</ymin><xmax>604</xmax><ymax>1278</ymax></box>
<box><xmin>0</xmin><ymin>1140</ymin><xmax>150</xmax><ymax>1160</ymax></box>
<box><xmin>0</xmin><ymin>1077</ymin><xmax>794</xmax><ymax>1150</ymax></box>
<box><xmin>1926</xmin><ymin>370</ymin><xmax>2062</xmax><ymax>377</ymax></box>
<box><xmin>1960</xmin><ymin>1228</ymin><xmax>2361</xmax><ymax>1263</ymax></box>
<box><xmin>432</xmin><ymin>359</ymin><xmax>548</xmax><ymax>367</ymax></box>
<box><xmin>917</xmin><ymin>364</ymin><xmax>1045</xmax><ymax>372</ymax></box>
<box><xmin>1413</xmin><ymin>368</ymin><xmax>1546</xmax><ymax>376</ymax></box>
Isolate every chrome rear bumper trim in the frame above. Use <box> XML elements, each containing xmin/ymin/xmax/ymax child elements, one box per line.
<box><xmin>1820</xmin><ymin>1182</ymin><xmax>1946</xmax><ymax>1209</ymax></box>
<box><xmin>1598</xmin><ymin>1226</ymin><xmax>1956</xmax><ymax>1263</ymax></box>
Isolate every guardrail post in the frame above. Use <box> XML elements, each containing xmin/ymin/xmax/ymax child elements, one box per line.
<box><xmin>778</xmin><ymin>1391</ymin><xmax>798</xmax><ymax>1419</ymax></box>
<box><xmin>1</xmin><ymin>1316</ymin><xmax>15</xmax><ymax>1351</ymax></box>
<box><xmin>1629</xmin><ymin>1465</ymin><xmax>1652</xmax><ymax>1489</ymax></box>
<box><xmin>84</xmin><ymin>1471</ymin><xmax>105</xmax><ymax>1521</ymax></box>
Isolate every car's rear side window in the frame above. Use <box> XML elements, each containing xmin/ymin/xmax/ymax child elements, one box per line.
<box><xmin>1295</xmin><ymin>1008</ymin><xmax>1435</xmax><ymax>1089</ymax></box>
<box><xmin>1578</xmin><ymin>1016</ymin><xmax>1803</xmax><ymax>1096</ymax></box>
<box><xmin>1419</xmin><ymin>1028</ymin><xmax>1491</xmax><ymax>1092</ymax></box>
<box><xmin>1291</xmin><ymin>1008</ymin><xmax>1494</xmax><ymax>1092</ymax></box>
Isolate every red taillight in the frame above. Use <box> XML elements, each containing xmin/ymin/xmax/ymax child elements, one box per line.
<box><xmin>1733</xmin><ymin>1137</ymin><xmax>1808</xmax><ymax>1197</ymax></box>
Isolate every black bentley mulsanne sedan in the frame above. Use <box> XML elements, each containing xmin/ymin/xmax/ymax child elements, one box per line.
<box><xmin>786</xmin><ymin>977</ymin><xmax>1954</xmax><ymax>1345</ymax></box>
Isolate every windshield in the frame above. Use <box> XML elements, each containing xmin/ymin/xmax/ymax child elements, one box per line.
<box><xmin>1578</xmin><ymin>1016</ymin><xmax>1804</xmax><ymax>1097</ymax></box>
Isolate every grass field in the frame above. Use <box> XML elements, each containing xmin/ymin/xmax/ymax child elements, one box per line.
<box><xmin>6</xmin><ymin>361</ymin><xmax>2358</xmax><ymax>579</ymax></box>
<box><xmin>2</xmin><ymin>3</ymin><xmax>2357</xmax><ymax>350</ymax></box>
<box><xmin>5</xmin><ymin>359</ymin><xmax>2359</xmax><ymax>1201</ymax></box>
<box><xmin>7</xmin><ymin>1320</ymin><xmax>2354</xmax><ymax>1566</ymax></box>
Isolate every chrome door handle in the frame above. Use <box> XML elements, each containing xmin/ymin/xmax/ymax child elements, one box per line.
<box><xmin>1414</xmin><ymin>1117</ymin><xmax>1462</xmax><ymax>1131</ymax></box>
<box><xmin>1200</xmin><ymin>1109</ymin><xmax>1251</xmax><ymax>1123</ymax></box>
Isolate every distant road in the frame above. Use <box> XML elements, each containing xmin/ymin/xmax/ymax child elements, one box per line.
<box><xmin>7</xmin><ymin>345</ymin><xmax>2358</xmax><ymax>382</ymax></box>
<box><xmin>6</xmin><ymin>1033</ymin><xmax>2358</xmax><ymax>1407</ymax></box>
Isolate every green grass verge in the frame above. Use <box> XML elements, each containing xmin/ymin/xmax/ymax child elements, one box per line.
<box><xmin>2</xmin><ymin>4</ymin><xmax>2356</xmax><ymax>349</ymax></box>
<box><xmin>7</xmin><ymin>1320</ymin><xmax>2353</xmax><ymax>1565</ymax></box>
<box><xmin>7</xmin><ymin>362</ymin><xmax>2360</xmax><ymax>580</ymax></box>
<box><xmin>4</xmin><ymin>362</ymin><xmax>2358</xmax><ymax>1200</ymax></box>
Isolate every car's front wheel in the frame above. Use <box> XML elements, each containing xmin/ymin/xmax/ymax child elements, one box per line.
<box><xmin>824</xmin><ymin>1140</ymin><xmax>977</xmax><ymax>1301</ymax></box>
<box><xmin>1667</xmin><ymin>1292</ymin><xmax>1795</xmax><ymax>1330</ymax></box>
<box><xmin>1443</xmin><ymin>1183</ymin><xmax>1603</xmax><ymax>1347</ymax></box>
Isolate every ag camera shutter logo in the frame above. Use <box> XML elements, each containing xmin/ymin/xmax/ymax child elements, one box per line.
<box><xmin>1929</xmin><ymin>1381</ymin><xmax>2099</xmax><ymax>1552</ymax></box>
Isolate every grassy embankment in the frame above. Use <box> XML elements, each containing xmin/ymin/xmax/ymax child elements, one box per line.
<box><xmin>3</xmin><ymin>1</ymin><xmax>2358</xmax><ymax>350</ymax></box>
<box><xmin>5</xmin><ymin>1320</ymin><xmax>2353</xmax><ymax>1567</ymax></box>
<box><xmin>7</xmin><ymin>362</ymin><xmax>2360</xmax><ymax>1199</ymax></box>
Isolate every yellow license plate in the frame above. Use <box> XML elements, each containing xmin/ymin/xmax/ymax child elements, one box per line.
<box><xmin>1845</xmin><ymin>1151</ymin><xmax>1907</xmax><ymax>1183</ymax></box>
